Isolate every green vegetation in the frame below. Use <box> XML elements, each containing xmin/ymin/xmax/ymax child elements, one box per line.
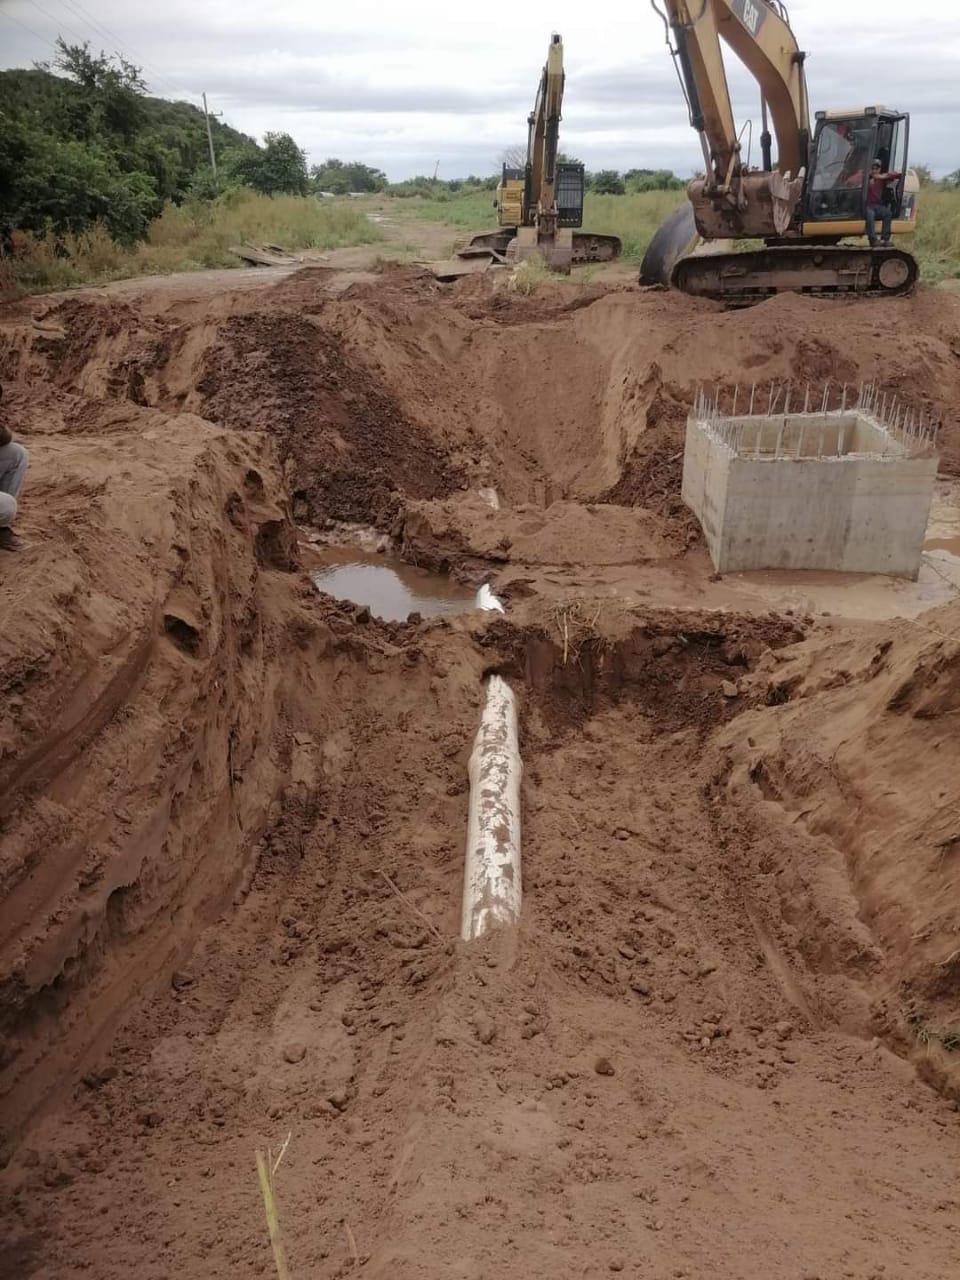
<box><xmin>6</xmin><ymin>191</ymin><xmax>381</xmax><ymax>293</ymax></box>
<box><xmin>0</xmin><ymin>44</ymin><xmax>260</xmax><ymax>243</ymax></box>
<box><xmin>581</xmin><ymin>191</ymin><xmax>687</xmax><ymax>260</ymax></box>
<box><xmin>311</xmin><ymin>159</ymin><xmax>387</xmax><ymax>194</ymax></box>
<box><xmin>389</xmin><ymin>188</ymin><xmax>497</xmax><ymax>230</ymax></box>
<box><xmin>230</xmin><ymin>133</ymin><xmax>310</xmax><ymax>197</ymax></box>
<box><xmin>591</xmin><ymin>170</ymin><xmax>626</xmax><ymax>196</ymax></box>
<box><xmin>912</xmin><ymin>187</ymin><xmax>960</xmax><ymax>282</ymax></box>
<box><xmin>391</xmin><ymin>180</ymin><xmax>960</xmax><ymax>280</ymax></box>
<box><xmin>0</xmin><ymin>41</ymin><xmax>379</xmax><ymax>294</ymax></box>
<box><xmin>390</xmin><ymin>187</ymin><xmax>688</xmax><ymax>262</ymax></box>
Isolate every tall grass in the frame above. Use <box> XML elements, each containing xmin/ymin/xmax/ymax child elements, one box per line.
<box><xmin>582</xmin><ymin>191</ymin><xmax>687</xmax><ymax>260</ymax></box>
<box><xmin>388</xmin><ymin>189</ymin><xmax>496</xmax><ymax>232</ymax></box>
<box><xmin>913</xmin><ymin>188</ymin><xmax>960</xmax><ymax>282</ymax></box>
<box><xmin>389</xmin><ymin>184</ymin><xmax>960</xmax><ymax>279</ymax></box>
<box><xmin>3</xmin><ymin>190</ymin><xmax>383</xmax><ymax>294</ymax></box>
<box><xmin>388</xmin><ymin>188</ymin><xmax>687</xmax><ymax>261</ymax></box>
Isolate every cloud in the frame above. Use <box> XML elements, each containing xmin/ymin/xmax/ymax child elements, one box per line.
<box><xmin>2</xmin><ymin>0</ymin><xmax>959</xmax><ymax>177</ymax></box>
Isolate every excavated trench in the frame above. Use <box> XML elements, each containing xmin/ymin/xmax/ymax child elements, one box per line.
<box><xmin>1</xmin><ymin>267</ymin><xmax>960</xmax><ymax>1278</ymax></box>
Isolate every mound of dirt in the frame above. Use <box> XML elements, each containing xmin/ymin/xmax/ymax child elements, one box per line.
<box><xmin>1</xmin><ymin>265</ymin><xmax>959</xmax><ymax>1280</ymax></box>
<box><xmin>400</xmin><ymin>495</ymin><xmax>685</xmax><ymax>576</ymax></box>
<box><xmin>193</xmin><ymin>310</ymin><xmax>464</xmax><ymax>524</ymax></box>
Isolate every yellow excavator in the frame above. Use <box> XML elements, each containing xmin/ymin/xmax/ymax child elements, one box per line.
<box><xmin>438</xmin><ymin>34</ymin><xmax>621</xmax><ymax>277</ymax></box>
<box><xmin>641</xmin><ymin>0</ymin><xmax>920</xmax><ymax>300</ymax></box>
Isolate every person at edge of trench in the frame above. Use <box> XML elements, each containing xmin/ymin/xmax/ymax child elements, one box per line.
<box><xmin>0</xmin><ymin>385</ymin><xmax>29</xmax><ymax>552</ymax></box>
<box><xmin>866</xmin><ymin>158</ymin><xmax>902</xmax><ymax>249</ymax></box>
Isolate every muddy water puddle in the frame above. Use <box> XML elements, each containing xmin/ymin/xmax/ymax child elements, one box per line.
<box><xmin>310</xmin><ymin>547</ymin><xmax>477</xmax><ymax>621</ymax></box>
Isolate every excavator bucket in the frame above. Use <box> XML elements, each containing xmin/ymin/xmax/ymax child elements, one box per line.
<box><xmin>639</xmin><ymin>203</ymin><xmax>700</xmax><ymax>287</ymax></box>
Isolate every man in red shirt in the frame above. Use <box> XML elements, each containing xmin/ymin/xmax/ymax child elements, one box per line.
<box><xmin>866</xmin><ymin>159</ymin><xmax>902</xmax><ymax>248</ymax></box>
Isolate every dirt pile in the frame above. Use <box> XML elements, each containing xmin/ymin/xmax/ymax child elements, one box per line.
<box><xmin>5</xmin><ymin>267</ymin><xmax>960</xmax><ymax>546</ymax></box>
<box><xmin>1</xmin><ymin>266</ymin><xmax>959</xmax><ymax>1279</ymax></box>
<box><xmin>193</xmin><ymin>310</ymin><xmax>463</xmax><ymax>525</ymax></box>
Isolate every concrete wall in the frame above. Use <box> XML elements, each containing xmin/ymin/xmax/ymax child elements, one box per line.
<box><xmin>681</xmin><ymin>415</ymin><xmax>730</xmax><ymax>566</ymax></box>
<box><xmin>710</xmin><ymin>413</ymin><xmax>903</xmax><ymax>459</ymax></box>
<box><xmin>682</xmin><ymin>416</ymin><xmax>938</xmax><ymax>579</ymax></box>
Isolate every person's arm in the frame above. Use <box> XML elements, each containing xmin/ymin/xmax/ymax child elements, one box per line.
<box><xmin>0</xmin><ymin>423</ymin><xmax>12</xmax><ymax>448</ymax></box>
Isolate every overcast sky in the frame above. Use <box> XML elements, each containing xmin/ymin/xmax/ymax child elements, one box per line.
<box><xmin>2</xmin><ymin>0</ymin><xmax>959</xmax><ymax>178</ymax></box>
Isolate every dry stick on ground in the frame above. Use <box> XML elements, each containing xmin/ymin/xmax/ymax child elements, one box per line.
<box><xmin>551</xmin><ymin>600</ymin><xmax>605</xmax><ymax>667</ymax></box>
<box><xmin>256</xmin><ymin>1132</ymin><xmax>293</xmax><ymax>1280</ymax></box>
<box><xmin>379</xmin><ymin>869</ymin><xmax>446</xmax><ymax>942</ymax></box>
<box><xmin>344</xmin><ymin>1221</ymin><xmax>360</xmax><ymax>1268</ymax></box>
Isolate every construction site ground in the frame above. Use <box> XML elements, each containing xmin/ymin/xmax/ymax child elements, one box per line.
<box><xmin>1</xmin><ymin>251</ymin><xmax>960</xmax><ymax>1280</ymax></box>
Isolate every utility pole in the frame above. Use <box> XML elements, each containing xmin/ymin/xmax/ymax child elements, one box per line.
<box><xmin>202</xmin><ymin>92</ymin><xmax>222</xmax><ymax>187</ymax></box>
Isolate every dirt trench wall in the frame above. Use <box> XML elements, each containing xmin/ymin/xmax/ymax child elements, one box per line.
<box><xmin>4</xmin><ymin>274</ymin><xmax>960</xmax><ymax>550</ymax></box>
<box><xmin>713</xmin><ymin>605</ymin><xmax>960</xmax><ymax>1095</ymax></box>
<box><xmin>0</xmin><ymin>409</ymin><xmax>305</xmax><ymax>1152</ymax></box>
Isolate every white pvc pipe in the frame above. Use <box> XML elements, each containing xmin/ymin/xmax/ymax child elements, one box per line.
<box><xmin>475</xmin><ymin>583</ymin><xmax>505</xmax><ymax>613</ymax></box>
<box><xmin>460</xmin><ymin>676</ymin><xmax>522</xmax><ymax>941</ymax></box>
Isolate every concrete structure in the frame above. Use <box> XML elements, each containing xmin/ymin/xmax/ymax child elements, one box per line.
<box><xmin>682</xmin><ymin>391</ymin><xmax>939</xmax><ymax>579</ymax></box>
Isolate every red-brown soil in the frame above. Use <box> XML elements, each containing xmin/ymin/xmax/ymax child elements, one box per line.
<box><xmin>1</xmin><ymin>266</ymin><xmax>959</xmax><ymax>1279</ymax></box>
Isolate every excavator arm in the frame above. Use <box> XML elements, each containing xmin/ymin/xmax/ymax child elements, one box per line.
<box><xmin>526</xmin><ymin>32</ymin><xmax>565</xmax><ymax>234</ymax></box>
<box><xmin>660</xmin><ymin>0</ymin><xmax>808</xmax><ymax>186</ymax></box>
<box><xmin>653</xmin><ymin>0</ymin><xmax>808</xmax><ymax>235</ymax></box>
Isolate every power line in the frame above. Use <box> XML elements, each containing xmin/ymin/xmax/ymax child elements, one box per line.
<box><xmin>52</xmin><ymin>0</ymin><xmax>136</xmax><ymax>53</ymax></box>
<box><xmin>50</xmin><ymin>0</ymin><xmax>196</xmax><ymax>102</ymax></box>
<box><xmin>0</xmin><ymin>6</ymin><xmax>55</xmax><ymax>54</ymax></box>
<box><xmin>20</xmin><ymin>0</ymin><xmax>91</xmax><ymax>49</ymax></box>
<box><xmin>15</xmin><ymin>0</ymin><xmax>197</xmax><ymax>105</ymax></box>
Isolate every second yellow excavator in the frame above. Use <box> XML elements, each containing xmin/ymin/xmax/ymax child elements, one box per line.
<box><xmin>641</xmin><ymin>0</ymin><xmax>920</xmax><ymax>301</ymax></box>
<box><xmin>456</xmin><ymin>34</ymin><xmax>621</xmax><ymax>273</ymax></box>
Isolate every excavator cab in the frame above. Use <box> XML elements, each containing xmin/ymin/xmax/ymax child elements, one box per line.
<box><xmin>805</xmin><ymin>108</ymin><xmax>918</xmax><ymax>234</ymax></box>
<box><xmin>497</xmin><ymin>167</ymin><xmax>526</xmax><ymax>229</ymax></box>
<box><xmin>496</xmin><ymin>161</ymin><xmax>584</xmax><ymax>231</ymax></box>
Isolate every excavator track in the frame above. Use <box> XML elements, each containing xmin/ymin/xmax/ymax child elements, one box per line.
<box><xmin>669</xmin><ymin>244</ymin><xmax>918</xmax><ymax>303</ymax></box>
<box><xmin>465</xmin><ymin>229</ymin><xmax>621</xmax><ymax>265</ymax></box>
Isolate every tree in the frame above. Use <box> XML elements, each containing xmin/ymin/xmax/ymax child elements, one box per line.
<box><xmin>43</xmin><ymin>38</ymin><xmax>147</xmax><ymax>142</ymax></box>
<box><xmin>229</xmin><ymin>132</ymin><xmax>308</xmax><ymax>195</ymax></box>
<box><xmin>310</xmin><ymin>159</ymin><xmax>386</xmax><ymax>194</ymax></box>
<box><xmin>912</xmin><ymin>163</ymin><xmax>935</xmax><ymax>187</ymax></box>
<box><xmin>0</xmin><ymin>119</ymin><xmax>157</xmax><ymax>242</ymax></box>
<box><xmin>499</xmin><ymin>146</ymin><xmax>527</xmax><ymax>171</ymax></box>
<box><xmin>624</xmin><ymin>168</ymin><xmax>685</xmax><ymax>193</ymax></box>
<box><xmin>592</xmin><ymin>169</ymin><xmax>626</xmax><ymax>195</ymax></box>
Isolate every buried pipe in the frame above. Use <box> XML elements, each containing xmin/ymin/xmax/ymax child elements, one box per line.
<box><xmin>475</xmin><ymin>582</ymin><xmax>505</xmax><ymax>613</ymax></box>
<box><xmin>460</xmin><ymin>675</ymin><xmax>522</xmax><ymax>941</ymax></box>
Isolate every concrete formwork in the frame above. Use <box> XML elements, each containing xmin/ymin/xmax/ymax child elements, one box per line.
<box><xmin>682</xmin><ymin>407</ymin><xmax>939</xmax><ymax>579</ymax></box>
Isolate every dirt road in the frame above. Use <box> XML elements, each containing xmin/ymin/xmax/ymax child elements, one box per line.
<box><xmin>1</xmin><ymin>262</ymin><xmax>959</xmax><ymax>1278</ymax></box>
